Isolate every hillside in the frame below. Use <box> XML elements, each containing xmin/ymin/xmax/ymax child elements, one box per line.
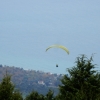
<box><xmin>0</xmin><ymin>64</ymin><xmax>63</xmax><ymax>96</ymax></box>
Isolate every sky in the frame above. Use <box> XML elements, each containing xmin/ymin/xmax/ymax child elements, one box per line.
<box><xmin>0</xmin><ymin>0</ymin><xmax>100</xmax><ymax>74</ymax></box>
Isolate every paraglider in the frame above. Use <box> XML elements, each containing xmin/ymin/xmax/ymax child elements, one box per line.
<box><xmin>46</xmin><ymin>44</ymin><xmax>69</xmax><ymax>67</ymax></box>
<box><xmin>46</xmin><ymin>45</ymin><xmax>69</xmax><ymax>54</ymax></box>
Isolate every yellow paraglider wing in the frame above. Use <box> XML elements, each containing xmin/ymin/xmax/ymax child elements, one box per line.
<box><xmin>46</xmin><ymin>45</ymin><xmax>69</xmax><ymax>54</ymax></box>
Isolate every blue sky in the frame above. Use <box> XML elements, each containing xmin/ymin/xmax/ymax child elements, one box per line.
<box><xmin>0</xmin><ymin>0</ymin><xmax>100</xmax><ymax>74</ymax></box>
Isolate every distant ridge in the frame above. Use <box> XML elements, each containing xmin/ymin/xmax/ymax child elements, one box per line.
<box><xmin>0</xmin><ymin>65</ymin><xmax>63</xmax><ymax>96</ymax></box>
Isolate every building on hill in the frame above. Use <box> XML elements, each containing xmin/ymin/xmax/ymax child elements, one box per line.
<box><xmin>38</xmin><ymin>81</ymin><xmax>45</xmax><ymax>85</ymax></box>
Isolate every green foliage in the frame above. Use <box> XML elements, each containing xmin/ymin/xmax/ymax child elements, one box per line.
<box><xmin>25</xmin><ymin>89</ymin><xmax>56</xmax><ymax>100</ymax></box>
<box><xmin>45</xmin><ymin>90</ymin><xmax>55</xmax><ymax>100</ymax></box>
<box><xmin>25</xmin><ymin>91</ymin><xmax>44</xmax><ymax>100</ymax></box>
<box><xmin>58</xmin><ymin>55</ymin><xmax>100</xmax><ymax>100</ymax></box>
<box><xmin>12</xmin><ymin>90</ymin><xmax>23</xmax><ymax>100</ymax></box>
<box><xmin>0</xmin><ymin>73</ymin><xmax>23</xmax><ymax>100</ymax></box>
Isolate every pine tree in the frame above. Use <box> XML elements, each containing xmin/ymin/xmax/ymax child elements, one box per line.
<box><xmin>0</xmin><ymin>72</ymin><xmax>23</xmax><ymax>100</ymax></box>
<box><xmin>58</xmin><ymin>55</ymin><xmax>100</xmax><ymax>100</ymax></box>
<box><xmin>25</xmin><ymin>91</ymin><xmax>45</xmax><ymax>100</ymax></box>
<box><xmin>45</xmin><ymin>90</ymin><xmax>55</xmax><ymax>100</ymax></box>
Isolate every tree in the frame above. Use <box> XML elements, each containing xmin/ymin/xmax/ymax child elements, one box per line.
<box><xmin>25</xmin><ymin>90</ymin><xmax>45</xmax><ymax>100</ymax></box>
<box><xmin>45</xmin><ymin>90</ymin><xmax>55</xmax><ymax>100</ymax></box>
<box><xmin>0</xmin><ymin>72</ymin><xmax>23</xmax><ymax>100</ymax></box>
<box><xmin>58</xmin><ymin>55</ymin><xmax>100</xmax><ymax>100</ymax></box>
<box><xmin>25</xmin><ymin>89</ymin><xmax>56</xmax><ymax>100</ymax></box>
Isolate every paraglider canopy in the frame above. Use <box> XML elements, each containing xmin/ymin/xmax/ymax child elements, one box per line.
<box><xmin>46</xmin><ymin>44</ymin><xmax>69</xmax><ymax>54</ymax></box>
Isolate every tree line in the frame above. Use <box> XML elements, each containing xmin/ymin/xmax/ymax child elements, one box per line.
<box><xmin>0</xmin><ymin>55</ymin><xmax>100</xmax><ymax>100</ymax></box>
